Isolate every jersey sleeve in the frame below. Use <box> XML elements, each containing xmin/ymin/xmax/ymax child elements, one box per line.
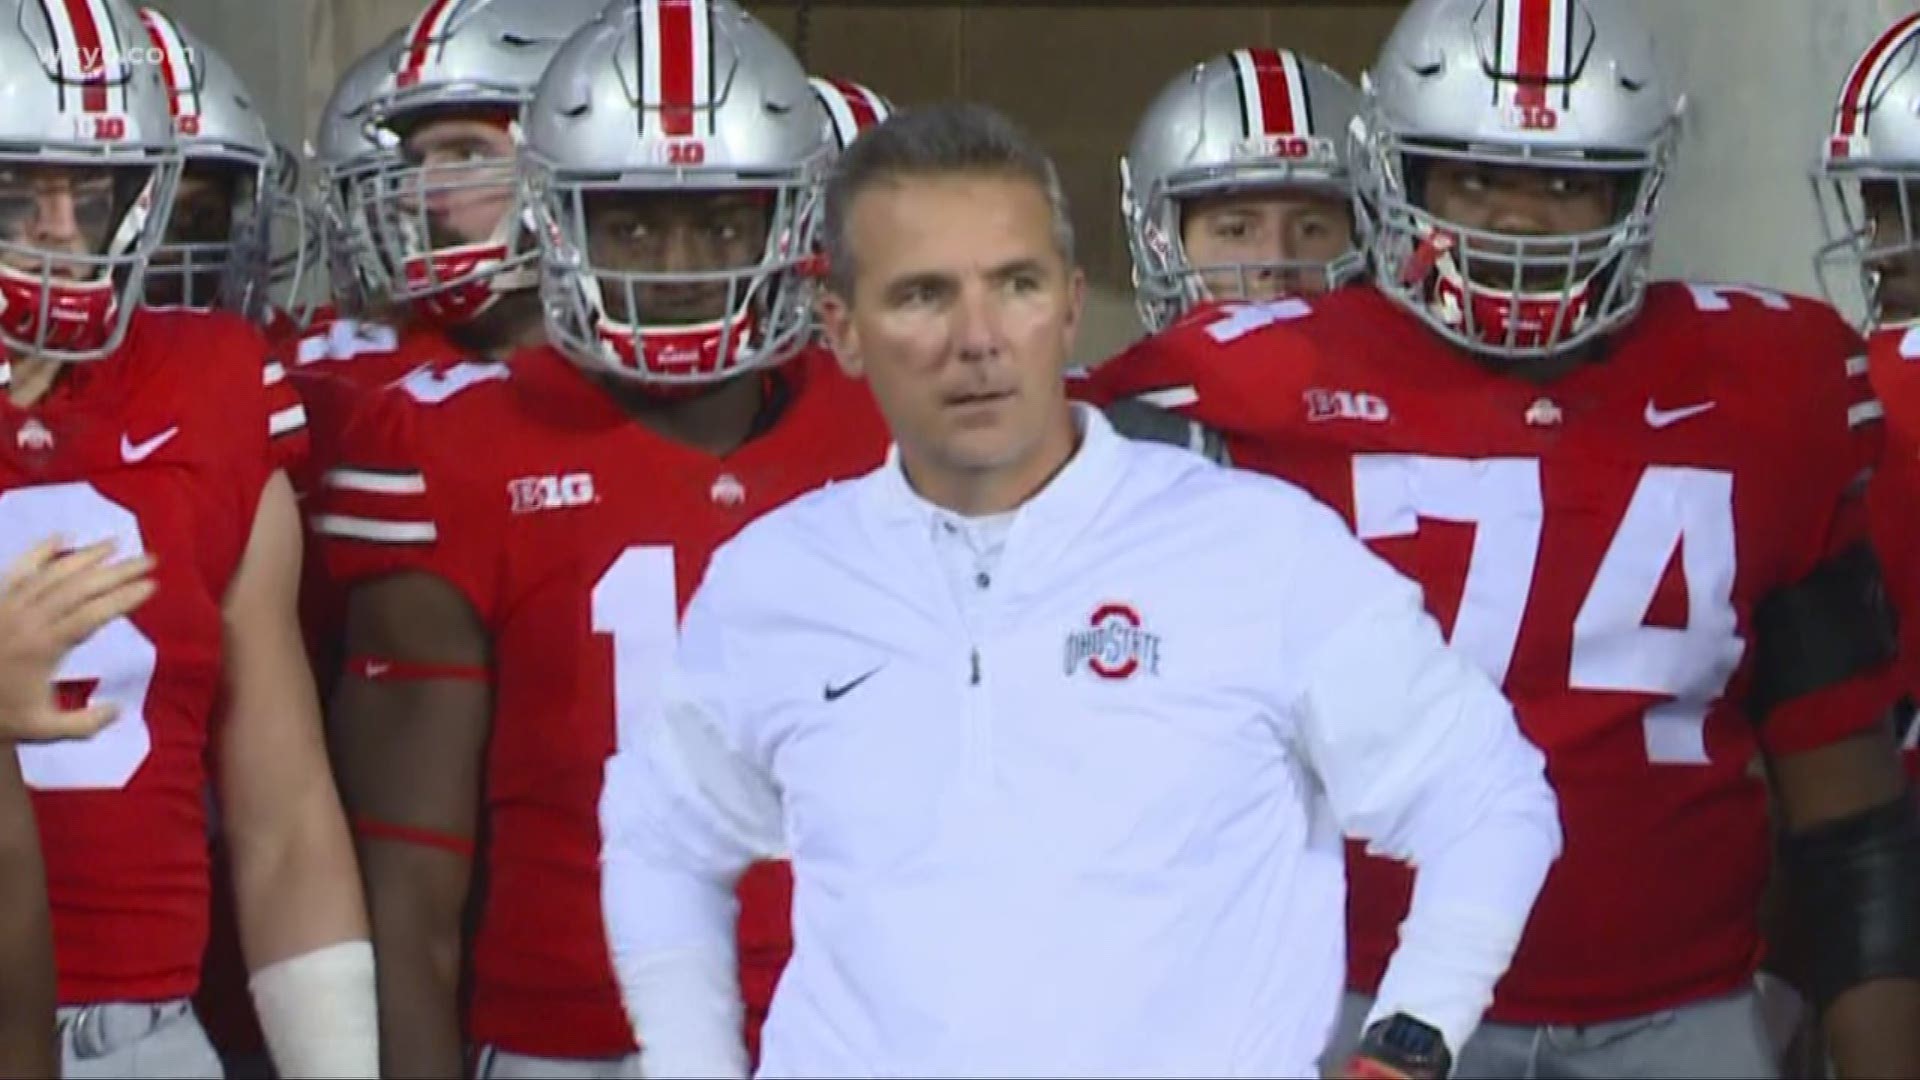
<box><xmin>1865</xmin><ymin>332</ymin><xmax>1920</xmax><ymax>708</ymax></box>
<box><xmin>261</xmin><ymin>352</ymin><xmax>310</xmax><ymax>479</ymax></box>
<box><xmin>197</xmin><ymin>315</ymin><xmax>284</xmax><ymax>534</ymax></box>
<box><xmin>309</xmin><ymin>386</ymin><xmax>499</xmax><ymax>622</ymax></box>
<box><xmin>1068</xmin><ymin>300</ymin><xmax>1317</xmax><ymax>444</ymax></box>
<box><xmin>1755</xmin><ymin>304</ymin><xmax>1900</xmax><ymax>754</ymax></box>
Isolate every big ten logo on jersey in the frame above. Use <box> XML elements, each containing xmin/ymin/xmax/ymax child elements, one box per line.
<box><xmin>1305</xmin><ymin>389</ymin><xmax>1389</xmax><ymax>424</ymax></box>
<box><xmin>1203</xmin><ymin>298</ymin><xmax>1313</xmax><ymax>344</ymax></box>
<box><xmin>508</xmin><ymin>472</ymin><xmax>597</xmax><ymax>515</ymax></box>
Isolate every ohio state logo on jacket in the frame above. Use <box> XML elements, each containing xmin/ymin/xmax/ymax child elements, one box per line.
<box><xmin>1064</xmin><ymin>602</ymin><xmax>1163</xmax><ymax>680</ymax></box>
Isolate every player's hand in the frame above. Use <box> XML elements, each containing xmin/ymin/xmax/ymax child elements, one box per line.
<box><xmin>0</xmin><ymin>536</ymin><xmax>156</xmax><ymax>743</ymax></box>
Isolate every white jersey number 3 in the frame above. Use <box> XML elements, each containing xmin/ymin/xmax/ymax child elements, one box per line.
<box><xmin>0</xmin><ymin>483</ymin><xmax>157</xmax><ymax>790</ymax></box>
<box><xmin>1353</xmin><ymin>456</ymin><xmax>1744</xmax><ymax>765</ymax></box>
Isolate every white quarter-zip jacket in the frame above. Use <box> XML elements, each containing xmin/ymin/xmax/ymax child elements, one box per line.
<box><xmin>601</xmin><ymin>405</ymin><xmax>1561</xmax><ymax>1078</ymax></box>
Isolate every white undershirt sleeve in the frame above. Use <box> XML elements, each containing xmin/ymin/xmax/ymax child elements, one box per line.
<box><xmin>1275</xmin><ymin>493</ymin><xmax>1562</xmax><ymax>1058</ymax></box>
<box><xmin>599</xmin><ymin>561</ymin><xmax>784</xmax><ymax>1079</ymax></box>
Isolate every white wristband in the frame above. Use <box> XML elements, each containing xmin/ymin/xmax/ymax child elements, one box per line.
<box><xmin>624</xmin><ymin>945</ymin><xmax>748</xmax><ymax>1079</ymax></box>
<box><xmin>249</xmin><ymin>939</ymin><xmax>380</xmax><ymax>1078</ymax></box>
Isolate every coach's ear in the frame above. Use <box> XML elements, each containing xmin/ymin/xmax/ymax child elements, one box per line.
<box><xmin>816</xmin><ymin>288</ymin><xmax>864</xmax><ymax>380</ymax></box>
<box><xmin>1057</xmin><ymin>265</ymin><xmax>1086</xmax><ymax>373</ymax></box>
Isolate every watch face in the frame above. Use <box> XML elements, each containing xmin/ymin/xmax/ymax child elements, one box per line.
<box><xmin>1361</xmin><ymin>1014</ymin><xmax>1451</xmax><ymax>1078</ymax></box>
<box><xmin>1382</xmin><ymin>1015</ymin><xmax>1444</xmax><ymax>1055</ymax></box>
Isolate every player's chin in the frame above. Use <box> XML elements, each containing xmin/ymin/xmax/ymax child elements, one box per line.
<box><xmin>1875</xmin><ymin>277</ymin><xmax>1920</xmax><ymax>323</ymax></box>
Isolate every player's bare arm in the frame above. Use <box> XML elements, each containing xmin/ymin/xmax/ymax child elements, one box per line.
<box><xmin>218</xmin><ymin>472</ymin><xmax>379</xmax><ymax>1075</ymax></box>
<box><xmin>0</xmin><ymin>537</ymin><xmax>152</xmax><ymax>1077</ymax></box>
<box><xmin>0</xmin><ymin>747</ymin><xmax>55</xmax><ymax>1077</ymax></box>
<box><xmin>1754</xmin><ymin>530</ymin><xmax>1920</xmax><ymax>1077</ymax></box>
<box><xmin>0</xmin><ymin>537</ymin><xmax>155</xmax><ymax>742</ymax></box>
<box><xmin>1769</xmin><ymin>726</ymin><xmax>1920</xmax><ymax>1078</ymax></box>
<box><xmin>330</xmin><ymin>569</ymin><xmax>490</xmax><ymax>1079</ymax></box>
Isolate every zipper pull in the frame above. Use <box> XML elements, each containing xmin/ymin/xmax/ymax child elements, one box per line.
<box><xmin>970</xmin><ymin>648</ymin><xmax>981</xmax><ymax>686</ymax></box>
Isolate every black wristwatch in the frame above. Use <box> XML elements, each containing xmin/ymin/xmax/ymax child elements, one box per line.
<box><xmin>1350</xmin><ymin>1012</ymin><xmax>1453</xmax><ymax>1079</ymax></box>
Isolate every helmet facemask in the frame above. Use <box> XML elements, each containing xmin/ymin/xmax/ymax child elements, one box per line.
<box><xmin>360</xmin><ymin>108</ymin><xmax>536</xmax><ymax>325</ymax></box>
<box><xmin>527</xmin><ymin>157</ymin><xmax>824</xmax><ymax>388</ymax></box>
<box><xmin>317</xmin><ymin>142</ymin><xmax>398</xmax><ymax>315</ymax></box>
<box><xmin>1357</xmin><ymin>108</ymin><xmax>1674</xmax><ymax>363</ymax></box>
<box><xmin>258</xmin><ymin>144</ymin><xmax>317</xmax><ymax>323</ymax></box>
<box><xmin>144</xmin><ymin>158</ymin><xmax>266</xmax><ymax>315</ymax></box>
<box><xmin>1123</xmin><ymin>145</ymin><xmax>1364</xmax><ymax>334</ymax></box>
<box><xmin>1815</xmin><ymin>168</ymin><xmax>1920</xmax><ymax>331</ymax></box>
<box><xmin>0</xmin><ymin>157</ymin><xmax>179</xmax><ymax>362</ymax></box>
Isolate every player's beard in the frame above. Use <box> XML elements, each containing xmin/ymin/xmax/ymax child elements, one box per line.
<box><xmin>441</xmin><ymin>288</ymin><xmax>541</xmax><ymax>359</ymax></box>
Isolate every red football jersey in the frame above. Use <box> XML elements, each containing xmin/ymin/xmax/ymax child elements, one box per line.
<box><xmin>1863</xmin><ymin>326</ymin><xmax>1920</xmax><ymax>779</ymax></box>
<box><xmin>0</xmin><ymin>307</ymin><xmax>285</xmax><ymax>1004</ymax></box>
<box><xmin>280</xmin><ymin>314</ymin><xmax>465</xmax><ymax>498</ymax></box>
<box><xmin>1077</xmin><ymin>283</ymin><xmax>1896</xmax><ymax>1024</ymax></box>
<box><xmin>279</xmin><ymin>314</ymin><xmax>471</xmax><ymax>675</ymax></box>
<box><xmin>315</xmin><ymin>343</ymin><xmax>890</xmax><ymax>1059</ymax></box>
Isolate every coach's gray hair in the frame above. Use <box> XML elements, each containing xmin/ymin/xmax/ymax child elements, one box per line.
<box><xmin>820</xmin><ymin>101</ymin><xmax>1076</xmax><ymax>300</ymax></box>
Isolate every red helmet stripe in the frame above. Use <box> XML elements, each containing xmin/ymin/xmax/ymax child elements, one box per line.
<box><xmin>137</xmin><ymin>9</ymin><xmax>194</xmax><ymax>120</ymax></box>
<box><xmin>641</xmin><ymin>0</ymin><xmax>711</xmax><ymax>138</ymax></box>
<box><xmin>43</xmin><ymin>0</ymin><xmax>122</xmax><ymax>112</ymax></box>
<box><xmin>831</xmin><ymin>77</ymin><xmax>879</xmax><ymax>131</ymax></box>
<box><xmin>1836</xmin><ymin>13</ymin><xmax>1920</xmax><ymax>139</ymax></box>
<box><xmin>1231</xmin><ymin>48</ymin><xmax>1308</xmax><ymax>139</ymax></box>
<box><xmin>399</xmin><ymin>0</ymin><xmax>460</xmax><ymax>87</ymax></box>
<box><xmin>1506</xmin><ymin>0</ymin><xmax>1558</xmax><ymax>109</ymax></box>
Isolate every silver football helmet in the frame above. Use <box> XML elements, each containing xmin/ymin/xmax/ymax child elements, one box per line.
<box><xmin>137</xmin><ymin>7</ymin><xmax>305</xmax><ymax>321</ymax></box>
<box><xmin>810</xmin><ymin>76</ymin><xmax>893</xmax><ymax>152</ymax></box>
<box><xmin>1356</xmin><ymin>0</ymin><xmax>1684</xmax><ymax>360</ymax></box>
<box><xmin>523</xmin><ymin>0</ymin><xmax>830</xmax><ymax>385</ymax></box>
<box><xmin>1815</xmin><ymin>13</ymin><xmax>1920</xmax><ymax>329</ymax></box>
<box><xmin>0</xmin><ymin>0</ymin><xmax>180</xmax><ymax>361</ymax></box>
<box><xmin>1121</xmin><ymin>48</ymin><xmax>1363</xmax><ymax>332</ymax></box>
<box><xmin>358</xmin><ymin>0</ymin><xmax>606</xmax><ymax>325</ymax></box>
<box><xmin>311</xmin><ymin>32</ymin><xmax>404</xmax><ymax>316</ymax></box>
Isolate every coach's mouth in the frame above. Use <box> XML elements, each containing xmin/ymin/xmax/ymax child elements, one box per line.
<box><xmin>945</xmin><ymin>387</ymin><xmax>1015</xmax><ymax>408</ymax></box>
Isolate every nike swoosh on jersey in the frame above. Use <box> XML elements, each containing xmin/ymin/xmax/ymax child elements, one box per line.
<box><xmin>120</xmin><ymin>426</ymin><xmax>180</xmax><ymax>462</ymax></box>
<box><xmin>1643</xmin><ymin>401</ymin><xmax>1716</xmax><ymax>428</ymax></box>
<box><xmin>823</xmin><ymin>666</ymin><xmax>883</xmax><ymax>702</ymax></box>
